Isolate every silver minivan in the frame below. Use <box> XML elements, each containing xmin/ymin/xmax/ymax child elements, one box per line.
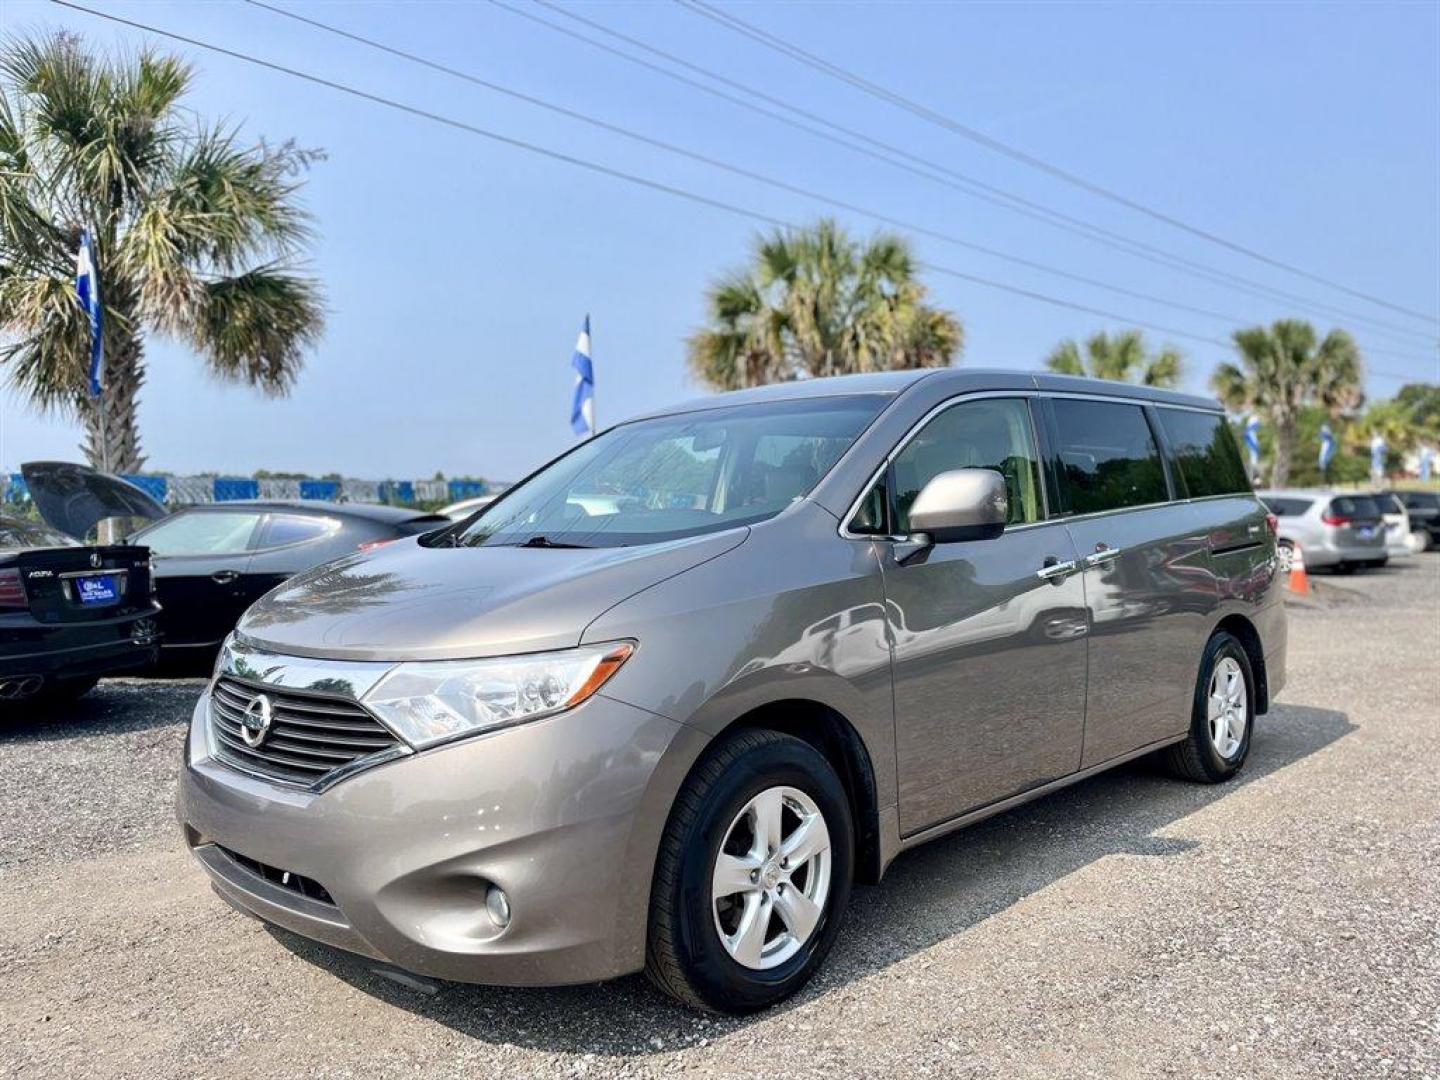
<box><xmin>179</xmin><ymin>370</ymin><xmax>1286</xmax><ymax>1013</ymax></box>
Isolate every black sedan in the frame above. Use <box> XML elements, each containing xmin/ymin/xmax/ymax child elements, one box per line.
<box><xmin>22</xmin><ymin>462</ymin><xmax>448</xmax><ymax>660</ymax></box>
<box><xmin>0</xmin><ymin>515</ymin><xmax>161</xmax><ymax>706</ymax></box>
<box><xmin>129</xmin><ymin>501</ymin><xmax>449</xmax><ymax>656</ymax></box>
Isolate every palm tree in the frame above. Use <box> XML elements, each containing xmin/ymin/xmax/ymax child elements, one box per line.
<box><xmin>1211</xmin><ymin>319</ymin><xmax>1363</xmax><ymax>488</ymax></box>
<box><xmin>686</xmin><ymin>219</ymin><xmax>962</xmax><ymax>390</ymax></box>
<box><xmin>0</xmin><ymin>33</ymin><xmax>323</xmax><ymax>473</ymax></box>
<box><xmin>1045</xmin><ymin>329</ymin><xmax>1184</xmax><ymax>388</ymax></box>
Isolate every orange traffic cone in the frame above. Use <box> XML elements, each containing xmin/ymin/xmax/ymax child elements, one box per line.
<box><xmin>1287</xmin><ymin>543</ymin><xmax>1310</xmax><ymax>594</ymax></box>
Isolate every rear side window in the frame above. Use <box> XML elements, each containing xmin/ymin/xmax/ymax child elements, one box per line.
<box><xmin>1050</xmin><ymin>399</ymin><xmax>1168</xmax><ymax>515</ymax></box>
<box><xmin>1155</xmin><ymin>408</ymin><xmax>1252</xmax><ymax>497</ymax></box>
<box><xmin>1263</xmin><ymin>497</ymin><xmax>1314</xmax><ymax>517</ymax></box>
<box><xmin>259</xmin><ymin>514</ymin><xmax>336</xmax><ymax>548</ymax></box>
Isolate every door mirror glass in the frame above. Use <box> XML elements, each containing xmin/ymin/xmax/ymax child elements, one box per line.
<box><xmin>908</xmin><ymin>468</ymin><xmax>1008</xmax><ymax>542</ymax></box>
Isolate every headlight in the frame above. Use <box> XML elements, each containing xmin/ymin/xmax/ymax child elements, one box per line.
<box><xmin>363</xmin><ymin>642</ymin><xmax>635</xmax><ymax>748</ymax></box>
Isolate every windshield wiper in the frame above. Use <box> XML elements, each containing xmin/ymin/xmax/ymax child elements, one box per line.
<box><xmin>515</xmin><ymin>535</ymin><xmax>591</xmax><ymax>549</ymax></box>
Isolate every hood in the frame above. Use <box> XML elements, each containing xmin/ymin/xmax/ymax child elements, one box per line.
<box><xmin>236</xmin><ymin>527</ymin><xmax>750</xmax><ymax>661</ymax></box>
<box><xmin>21</xmin><ymin>461</ymin><xmax>167</xmax><ymax>540</ymax></box>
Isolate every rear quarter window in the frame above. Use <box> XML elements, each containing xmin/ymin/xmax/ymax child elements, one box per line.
<box><xmin>1155</xmin><ymin>408</ymin><xmax>1252</xmax><ymax>497</ymax></box>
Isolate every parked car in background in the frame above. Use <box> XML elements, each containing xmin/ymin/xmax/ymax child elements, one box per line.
<box><xmin>1377</xmin><ymin>493</ymin><xmax>1418</xmax><ymax>559</ymax></box>
<box><xmin>180</xmin><ymin>370</ymin><xmax>1285</xmax><ymax>1014</ymax></box>
<box><xmin>0</xmin><ymin>513</ymin><xmax>160</xmax><ymax>706</ymax></box>
<box><xmin>438</xmin><ymin>494</ymin><xmax>496</xmax><ymax>522</ymax></box>
<box><xmin>129</xmin><ymin>501</ymin><xmax>449</xmax><ymax>655</ymax></box>
<box><xmin>21</xmin><ymin>462</ymin><xmax>448</xmax><ymax>659</ymax></box>
<box><xmin>1259</xmin><ymin>490</ymin><xmax>1388</xmax><ymax>573</ymax></box>
<box><xmin>1383</xmin><ymin>489</ymin><xmax>1439</xmax><ymax>551</ymax></box>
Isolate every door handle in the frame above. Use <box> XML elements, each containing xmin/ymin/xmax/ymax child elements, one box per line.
<box><xmin>210</xmin><ymin>570</ymin><xmax>241</xmax><ymax>585</ymax></box>
<box><xmin>1036</xmin><ymin>557</ymin><xmax>1077</xmax><ymax>582</ymax></box>
<box><xmin>1083</xmin><ymin>545</ymin><xmax>1122</xmax><ymax>568</ymax></box>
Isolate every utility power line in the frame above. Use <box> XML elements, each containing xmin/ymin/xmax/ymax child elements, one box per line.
<box><xmin>240</xmin><ymin>0</ymin><xmax>1301</xmax><ymax>341</ymax></box>
<box><xmin>510</xmin><ymin>0</ymin><xmax>1438</xmax><ymax>353</ymax></box>
<box><xmin>677</xmin><ymin>0</ymin><xmax>1440</xmax><ymax>328</ymax></box>
<box><xmin>50</xmin><ymin>0</ymin><xmax>1429</xmax><ymax>386</ymax></box>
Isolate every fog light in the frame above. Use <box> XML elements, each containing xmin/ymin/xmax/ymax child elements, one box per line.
<box><xmin>485</xmin><ymin>885</ymin><xmax>511</xmax><ymax>929</ymax></box>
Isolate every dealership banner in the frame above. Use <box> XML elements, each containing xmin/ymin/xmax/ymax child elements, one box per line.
<box><xmin>1</xmin><ymin>473</ymin><xmax>491</xmax><ymax>507</ymax></box>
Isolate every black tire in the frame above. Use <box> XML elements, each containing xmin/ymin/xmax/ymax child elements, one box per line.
<box><xmin>646</xmin><ymin>728</ymin><xmax>854</xmax><ymax>1014</ymax></box>
<box><xmin>1333</xmin><ymin>562</ymin><xmax>1356</xmax><ymax>575</ymax></box>
<box><xmin>1163</xmin><ymin>632</ymin><xmax>1255</xmax><ymax>784</ymax></box>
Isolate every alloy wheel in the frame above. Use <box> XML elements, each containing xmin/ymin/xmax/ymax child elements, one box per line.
<box><xmin>1208</xmin><ymin>656</ymin><xmax>1247</xmax><ymax>759</ymax></box>
<box><xmin>711</xmin><ymin>785</ymin><xmax>832</xmax><ymax>970</ymax></box>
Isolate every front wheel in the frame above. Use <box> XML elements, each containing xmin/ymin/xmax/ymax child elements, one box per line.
<box><xmin>1164</xmin><ymin>632</ymin><xmax>1255</xmax><ymax>783</ymax></box>
<box><xmin>646</xmin><ymin>729</ymin><xmax>853</xmax><ymax>1014</ymax></box>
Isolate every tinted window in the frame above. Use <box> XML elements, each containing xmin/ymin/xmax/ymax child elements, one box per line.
<box><xmin>259</xmin><ymin>514</ymin><xmax>336</xmax><ymax>548</ymax></box>
<box><xmin>891</xmin><ymin>398</ymin><xmax>1044</xmax><ymax>532</ymax></box>
<box><xmin>1399</xmin><ymin>491</ymin><xmax>1439</xmax><ymax>510</ymax></box>
<box><xmin>1051</xmin><ymin>399</ymin><xmax>1168</xmax><ymax>514</ymax></box>
<box><xmin>1156</xmin><ymin>408</ymin><xmax>1252</xmax><ymax>497</ymax></box>
<box><xmin>457</xmin><ymin>395</ymin><xmax>886</xmax><ymax>548</ymax></box>
<box><xmin>1329</xmin><ymin>496</ymin><xmax>1383</xmax><ymax>520</ymax></box>
<box><xmin>0</xmin><ymin>519</ymin><xmax>79</xmax><ymax>550</ymax></box>
<box><xmin>1263</xmin><ymin>497</ymin><xmax>1314</xmax><ymax>517</ymax></box>
<box><xmin>136</xmin><ymin>511</ymin><xmax>262</xmax><ymax>555</ymax></box>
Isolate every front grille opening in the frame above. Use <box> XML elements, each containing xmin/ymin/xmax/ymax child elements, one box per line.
<box><xmin>209</xmin><ymin>675</ymin><xmax>401</xmax><ymax>788</ymax></box>
<box><xmin>219</xmin><ymin>845</ymin><xmax>335</xmax><ymax>906</ymax></box>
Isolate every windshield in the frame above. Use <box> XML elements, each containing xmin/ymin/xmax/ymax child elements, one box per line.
<box><xmin>454</xmin><ymin>394</ymin><xmax>888</xmax><ymax>548</ymax></box>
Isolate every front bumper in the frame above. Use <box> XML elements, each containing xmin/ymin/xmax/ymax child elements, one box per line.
<box><xmin>178</xmin><ymin>687</ymin><xmax>708</xmax><ymax>986</ymax></box>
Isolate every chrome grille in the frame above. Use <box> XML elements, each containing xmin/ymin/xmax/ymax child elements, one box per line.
<box><xmin>209</xmin><ymin>675</ymin><xmax>401</xmax><ymax>788</ymax></box>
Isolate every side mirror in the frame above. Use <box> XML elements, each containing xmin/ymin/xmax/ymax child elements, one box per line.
<box><xmin>907</xmin><ymin>468</ymin><xmax>1008</xmax><ymax>544</ymax></box>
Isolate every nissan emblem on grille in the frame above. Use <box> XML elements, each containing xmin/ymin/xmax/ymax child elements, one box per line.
<box><xmin>240</xmin><ymin>694</ymin><xmax>273</xmax><ymax>748</ymax></box>
<box><xmin>208</xmin><ymin>676</ymin><xmax>402</xmax><ymax>788</ymax></box>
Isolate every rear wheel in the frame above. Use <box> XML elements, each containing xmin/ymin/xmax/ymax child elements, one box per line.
<box><xmin>646</xmin><ymin>729</ymin><xmax>853</xmax><ymax>1014</ymax></box>
<box><xmin>1164</xmin><ymin>632</ymin><xmax>1255</xmax><ymax>783</ymax></box>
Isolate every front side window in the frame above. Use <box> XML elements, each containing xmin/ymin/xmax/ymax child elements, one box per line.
<box><xmin>456</xmin><ymin>395</ymin><xmax>888</xmax><ymax>548</ymax></box>
<box><xmin>1155</xmin><ymin>408</ymin><xmax>1252</xmax><ymax>497</ymax></box>
<box><xmin>135</xmin><ymin>511</ymin><xmax>263</xmax><ymax>556</ymax></box>
<box><xmin>890</xmin><ymin>398</ymin><xmax>1044</xmax><ymax>533</ymax></box>
<box><xmin>1051</xmin><ymin>399</ymin><xmax>1168</xmax><ymax>515</ymax></box>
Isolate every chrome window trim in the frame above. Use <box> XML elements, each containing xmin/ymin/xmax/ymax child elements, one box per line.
<box><xmin>837</xmin><ymin>387</ymin><xmax>1238</xmax><ymax>541</ymax></box>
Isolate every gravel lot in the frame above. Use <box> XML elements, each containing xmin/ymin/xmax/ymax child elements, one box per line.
<box><xmin>2</xmin><ymin>559</ymin><xmax>1436</xmax><ymax>1079</ymax></box>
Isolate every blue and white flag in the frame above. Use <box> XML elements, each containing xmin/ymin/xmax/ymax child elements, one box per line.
<box><xmin>1243</xmin><ymin>415</ymin><xmax>1261</xmax><ymax>471</ymax></box>
<box><xmin>1420</xmin><ymin>446</ymin><xmax>1436</xmax><ymax>482</ymax></box>
<box><xmin>75</xmin><ymin>229</ymin><xmax>104</xmax><ymax>397</ymax></box>
<box><xmin>1370</xmin><ymin>433</ymin><xmax>1387</xmax><ymax>479</ymax></box>
<box><xmin>570</xmin><ymin>315</ymin><xmax>595</xmax><ymax>438</ymax></box>
<box><xmin>1318</xmin><ymin>423</ymin><xmax>1336</xmax><ymax>473</ymax></box>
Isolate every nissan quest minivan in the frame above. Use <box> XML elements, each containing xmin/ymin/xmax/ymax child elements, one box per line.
<box><xmin>178</xmin><ymin>370</ymin><xmax>1286</xmax><ymax>1013</ymax></box>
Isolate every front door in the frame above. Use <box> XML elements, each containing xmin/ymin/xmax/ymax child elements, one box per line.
<box><xmin>869</xmin><ymin>397</ymin><xmax>1089</xmax><ymax>836</ymax></box>
<box><xmin>136</xmin><ymin>509</ymin><xmax>265</xmax><ymax>647</ymax></box>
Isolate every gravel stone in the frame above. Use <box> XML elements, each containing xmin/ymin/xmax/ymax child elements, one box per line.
<box><xmin>1</xmin><ymin>560</ymin><xmax>1436</xmax><ymax>1078</ymax></box>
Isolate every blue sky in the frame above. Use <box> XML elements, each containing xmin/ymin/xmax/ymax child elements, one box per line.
<box><xmin>2</xmin><ymin>0</ymin><xmax>1437</xmax><ymax>482</ymax></box>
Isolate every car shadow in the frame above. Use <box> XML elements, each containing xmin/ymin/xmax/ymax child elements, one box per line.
<box><xmin>0</xmin><ymin>678</ymin><xmax>204</xmax><ymax>743</ymax></box>
<box><xmin>267</xmin><ymin>702</ymin><xmax>1352</xmax><ymax>1056</ymax></box>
